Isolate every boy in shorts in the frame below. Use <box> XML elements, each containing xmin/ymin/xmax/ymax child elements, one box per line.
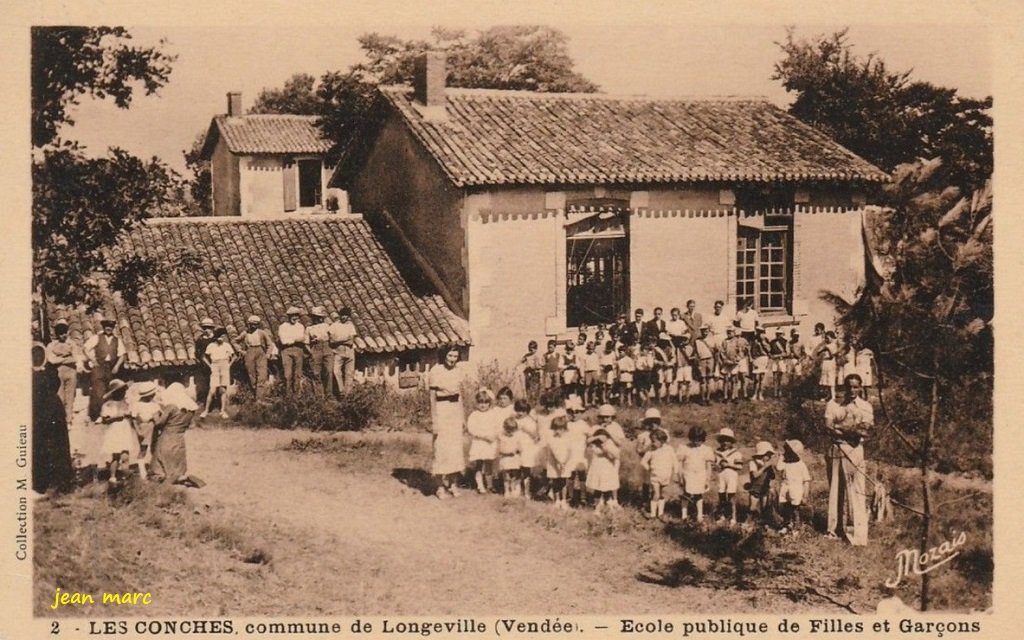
<box><xmin>714</xmin><ymin>427</ymin><xmax>744</xmax><ymax>524</ymax></box>
<box><xmin>202</xmin><ymin>328</ymin><xmax>236</xmax><ymax>418</ymax></box>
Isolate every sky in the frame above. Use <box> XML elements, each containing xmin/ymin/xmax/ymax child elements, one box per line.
<box><xmin>53</xmin><ymin>9</ymin><xmax>993</xmax><ymax>173</ymax></box>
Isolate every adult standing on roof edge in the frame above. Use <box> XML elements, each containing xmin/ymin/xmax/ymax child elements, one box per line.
<box><xmin>329</xmin><ymin>306</ymin><xmax>358</xmax><ymax>395</ymax></box>
<box><xmin>278</xmin><ymin>306</ymin><xmax>306</xmax><ymax>395</ymax></box>
<box><xmin>84</xmin><ymin>315</ymin><xmax>125</xmax><ymax>421</ymax></box>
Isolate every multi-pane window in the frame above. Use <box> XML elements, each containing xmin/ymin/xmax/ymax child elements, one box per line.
<box><xmin>736</xmin><ymin>225</ymin><xmax>791</xmax><ymax>312</ymax></box>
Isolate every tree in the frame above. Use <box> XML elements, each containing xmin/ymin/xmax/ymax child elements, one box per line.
<box><xmin>31</xmin><ymin>27</ymin><xmax>175</xmax><ymax>148</ymax></box>
<box><xmin>182</xmin><ymin>131</ymin><xmax>212</xmax><ymax>216</ymax></box>
<box><xmin>824</xmin><ymin>159</ymin><xmax>992</xmax><ymax>610</ymax></box>
<box><xmin>231</xmin><ymin>25</ymin><xmax>599</xmax><ymax>166</ymax></box>
<box><xmin>32</xmin><ymin>27</ymin><xmax>196</xmax><ymax>314</ymax></box>
<box><xmin>773</xmin><ymin>28</ymin><xmax>992</xmax><ymax>192</ymax></box>
<box><xmin>249</xmin><ymin>72</ymin><xmax>322</xmax><ymax>115</ymax></box>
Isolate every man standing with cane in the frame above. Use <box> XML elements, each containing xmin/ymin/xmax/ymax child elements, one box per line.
<box><xmin>824</xmin><ymin>373</ymin><xmax>874</xmax><ymax>546</ymax></box>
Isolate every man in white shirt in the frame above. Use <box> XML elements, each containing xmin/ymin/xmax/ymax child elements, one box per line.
<box><xmin>665</xmin><ymin>307</ymin><xmax>686</xmax><ymax>343</ymax></box>
<box><xmin>46</xmin><ymin>318</ymin><xmax>82</xmax><ymax>425</ymax></box>
<box><xmin>84</xmin><ymin>316</ymin><xmax>125</xmax><ymax>420</ymax></box>
<box><xmin>735</xmin><ymin>297</ymin><xmax>760</xmax><ymax>343</ymax></box>
<box><xmin>202</xmin><ymin>329</ymin><xmax>236</xmax><ymax>418</ymax></box>
<box><xmin>329</xmin><ymin>306</ymin><xmax>358</xmax><ymax>395</ymax></box>
<box><xmin>278</xmin><ymin>306</ymin><xmax>306</xmax><ymax>395</ymax></box>
<box><xmin>305</xmin><ymin>306</ymin><xmax>333</xmax><ymax>397</ymax></box>
<box><xmin>823</xmin><ymin>373</ymin><xmax>874</xmax><ymax>546</ymax></box>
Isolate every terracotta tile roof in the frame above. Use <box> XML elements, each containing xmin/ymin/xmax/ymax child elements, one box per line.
<box><xmin>49</xmin><ymin>216</ymin><xmax>470</xmax><ymax>369</ymax></box>
<box><xmin>206</xmin><ymin>114</ymin><xmax>332</xmax><ymax>156</ymax></box>
<box><xmin>356</xmin><ymin>87</ymin><xmax>888</xmax><ymax>187</ymax></box>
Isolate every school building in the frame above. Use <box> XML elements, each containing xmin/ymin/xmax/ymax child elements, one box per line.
<box><xmin>329</xmin><ymin>52</ymin><xmax>889</xmax><ymax>366</ymax></box>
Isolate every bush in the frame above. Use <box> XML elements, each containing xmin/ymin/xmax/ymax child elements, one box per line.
<box><xmin>233</xmin><ymin>381</ymin><xmax>424</xmax><ymax>432</ymax></box>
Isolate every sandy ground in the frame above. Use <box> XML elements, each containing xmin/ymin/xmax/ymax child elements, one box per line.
<box><xmin>180</xmin><ymin>426</ymin><xmax>810</xmax><ymax>615</ymax></box>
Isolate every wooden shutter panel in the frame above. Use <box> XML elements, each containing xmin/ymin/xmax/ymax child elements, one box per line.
<box><xmin>282</xmin><ymin>161</ymin><xmax>297</xmax><ymax>212</ymax></box>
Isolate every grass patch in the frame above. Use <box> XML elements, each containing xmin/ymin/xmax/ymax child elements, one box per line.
<box><xmin>34</xmin><ymin>480</ymin><xmax>274</xmax><ymax>616</ymax></box>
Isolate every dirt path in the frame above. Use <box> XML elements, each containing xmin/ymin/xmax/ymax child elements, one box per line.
<box><xmin>184</xmin><ymin>426</ymin><xmax>809</xmax><ymax>615</ymax></box>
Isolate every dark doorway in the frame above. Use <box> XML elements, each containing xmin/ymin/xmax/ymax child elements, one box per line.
<box><xmin>566</xmin><ymin>211</ymin><xmax>629</xmax><ymax>326</ymax></box>
<box><xmin>298</xmin><ymin>159</ymin><xmax>322</xmax><ymax>208</ymax></box>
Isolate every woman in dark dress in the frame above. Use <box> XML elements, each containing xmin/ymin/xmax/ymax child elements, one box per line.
<box><xmin>32</xmin><ymin>341</ymin><xmax>73</xmax><ymax>494</ymax></box>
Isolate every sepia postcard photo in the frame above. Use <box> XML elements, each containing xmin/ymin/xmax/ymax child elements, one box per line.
<box><xmin>2</xmin><ymin>1</ymin><xmax>1019</xmax><ymax>638</ymax></box>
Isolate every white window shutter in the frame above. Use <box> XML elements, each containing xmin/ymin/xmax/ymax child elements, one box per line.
<box><xmin>283</xmin><ymin>161</ymin><xmax>297</xmax><ymax>212</ymax></box>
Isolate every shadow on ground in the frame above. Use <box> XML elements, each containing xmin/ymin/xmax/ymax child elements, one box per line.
<box><xmin>392</xmin><ymin>468</ymin><xmax>437</xmax><ymax>496</ymax></box>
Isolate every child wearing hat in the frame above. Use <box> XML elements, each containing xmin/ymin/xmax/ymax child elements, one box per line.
<box><xmin>585</xmin><ymin>427</ymin><xmax>621</xmax><ymax>513</ymax></box>
<box><xmin>777</xmin><ymin>439</ymin><xmax>812</xmax><ymax>534</ymax></box>
<box><xmin>676</xmin><ymin>425</ymin><xmax>716</xmax><ymax>522</ymax></box>
<box><xmin>641</xmin><ymin>429</ymin><xmax>678</xmax><ymax>520</ymax></box>
<box><xmin>129</xmin><ymin>381</ymin><xmax>162</xmax><ymax>479</ymax></box>
<box><xmin>594</xmin><ymin>403</ymin><xmax>626</xmax><ymax>507</ymax></box>
<box><xmin>96</xmin><ymin>379</ymin><xmax>139</xmax><ymax>485</ymax></box>
<box><xmin>545</xmin><ymin>415</ymin><xmax>573</xmax><ymax>510</ymax></box>
<box><xmin>746</xmin><ymin>441</ymin><xmax>777</xmax><ymax>524</ymax></box>
<box><xmin>634</xmin><ymin>408</ymin><xmax>667</xmax><ymax>457</ymax></box>
<box><xmin>497</xmin><ymin>417</ymin><xmax>523</xmax><ymax>497</ymax></box>
<box><xmin>714</xmin><ymin>428</ymin><xmax>744</xmax><ymax>524</ymax></box>
<box><xmin>467</xmin><ymin>389</ymin><xmax>501</xmax><ymax>494</ymax></box>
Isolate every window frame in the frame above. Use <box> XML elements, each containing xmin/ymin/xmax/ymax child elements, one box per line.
<box><xmin>736</xmin><ymin>221</ymin><xmax>793</xmax><ymax>314</ymax></box>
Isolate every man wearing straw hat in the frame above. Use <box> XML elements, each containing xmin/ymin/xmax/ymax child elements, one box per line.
<box><xmin>305</xmin><ymin>306</ymin><xmax>333</xmax><ymax>397</ymax></box>
<box><xmin>84</xmin><ymin>315</ymin><xmax>125</xmax><ymax>421</ymax></box>
<box><xmin>45</xmin><ymin>317</ymin><xmax>81</xmax><ymax>425</ymax></box>
<box><xmin>278</xmin><ymin>306</ymin><xmax>306</xmax><ymax>394</ymax></box>
<box><xmin>193</xmin><ymin>317</ymin><xmax>218</xmax><ymax>409</ymax></box>
<box><xmin>239</xmin><ymin>315</ymin><xmax>276</xmax><ymax>402</ymax></box>
<box><xmin>329</xmin><ymin>306</ymin><xmax>358</xmax><ymax>395</ymax></box>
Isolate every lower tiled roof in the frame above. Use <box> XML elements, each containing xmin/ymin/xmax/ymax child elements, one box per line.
<box><xmin>49</xmin><ymin>216</ymin><xmax>470</xmax><ymax>369</ymax></box>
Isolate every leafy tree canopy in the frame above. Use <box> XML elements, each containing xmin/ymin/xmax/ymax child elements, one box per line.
<box><xmin>228</xmin><ymin>25</ymin><xmax>597</xmax><ymax>165</ymax></box>
<box><xmin>249</xmin><ymin>72</ymin><xmax>322</xmax><ymax>115</ymax></box>
<box><xmin>773</xmin><ymin>28</ymin><xmax>992</xmax><ymax>192</ymax></box>
<box><xmin>31</xmin><ymin>27</ymin><xmax>175</xmax><ymax>148</ymax></box>
<box><xmin>32</xmin><ymin>27</ymin><xmax>197</xmax><ymax>314</ymax></box>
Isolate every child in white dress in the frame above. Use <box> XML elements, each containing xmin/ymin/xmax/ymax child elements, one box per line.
<box><xmin>514</xmin><ymin>400</ymin><xmax>539</xmax><ymax>499</ymax></box>
<box><xmin>585</xmin><ymin>428</ymin><xmax>620</xmax><ymax>512</ymax></box>
<box><xmin>466</xmin><ymin>389</ymin><xmax>500</xmax><ymax>494</ymax></box>
<box><xmin>565</xmin><ymin>398</ymin><xmax>590</xmax><ymax>507</ymax></box>
<box><xmin>677</xmin><ymin>425</ymin><xmax>716</xmax><ymax>522</ymax></box>
<box><xmin>497</xmin><ymin>417</ymin><xmax>522</xmax><ymax>497</ymax></box>
<box><xmin>545</xmin><ymin>416</ymin><xmax>572</xmax><ymax>510</ymax></box>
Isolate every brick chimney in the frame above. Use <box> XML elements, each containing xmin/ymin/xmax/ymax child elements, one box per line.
<box><xmin>413</xmin><ymin>51</ymin><xmax>446</xmax><ymax>106</ymax></box>
<box><xmin>227</xmin><ymin>91</ymin><xmax>243</xmax><ymax>117</ymax></box>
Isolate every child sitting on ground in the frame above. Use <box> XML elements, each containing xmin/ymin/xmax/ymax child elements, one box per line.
<box><xmin>585</xmin><ymin>428</ymin><xmax>621</xmax><ymax>512</ymax></box>
<box><xmin>676</xmin><ymin>425</ymin><xmax>716</xmax><ymax>522</ymax></box>
<box><xmin>545</xmin><ymin>415</ymin><xmax>572</xmax><ymax>510</ymax></box>
<box><xmin>714</xmin><ymin>428</ymin><xmax>744</xmax><ymax>525</ymax></box>
<box><xmin>642</xmin><ymin>429</ymin><xmax>678</xmax><ymax>520</ymax></box>
<box><xmin>746</xmin><ymin>441</ymin><xmax>777</xmax><ymax>525</ymax></box>
<box><xmin>497</xmin><ymin>417</ymin><xmax>522</xmax><ymax>497</ymax></box>
<box><xmin>777</xmin><ymin>439</ymin><xmax>812</xmax><ymax>534</ymax></box>
<box><xmin>466</xmin><ymin>389</ymin><xmax>500</xmax><ymax>494</ymax></box>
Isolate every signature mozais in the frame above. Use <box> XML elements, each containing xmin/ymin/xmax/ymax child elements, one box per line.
<box><xmin>885</xmin><ymin>532</ymin><xmax>967</xmax><ymax>588</ymax></box>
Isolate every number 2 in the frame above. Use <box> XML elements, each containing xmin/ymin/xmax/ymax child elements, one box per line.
<box><xmin>51</xmin><ymin>621</ymin><xmax>60</xmax><ymax>635</ymax></box>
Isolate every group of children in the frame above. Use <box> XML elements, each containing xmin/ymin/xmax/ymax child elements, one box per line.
<box><xmin>646</xmin><ymin>415</ymin><xmax>811</xmax><ymax>531</ymax></box>
<box><xmin>458</xmin><ymin>387</ymin><xmax>814</xmax><ymax>531</ymax></box>
<box><xmin>516</xmin><ymin>313</ymin><xmax>875</xmax><ymax>407</ymax></box>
